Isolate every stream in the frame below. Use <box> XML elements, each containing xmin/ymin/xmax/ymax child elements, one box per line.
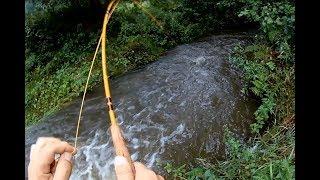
<box><xmin>25</xmin><ymin>35</ymin><xmax>257</xmax><ymax>179</ymax></box>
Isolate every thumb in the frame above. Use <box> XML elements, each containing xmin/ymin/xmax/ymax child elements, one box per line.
<box><xmin>53</xmin><ymin>152</ymin><xmax>73</xmax><ymax>180</ymax></box>
<box><xmin>114</xmin><ymin>156</ymin><xmax>134</xmax><ymax>180</ymax></box>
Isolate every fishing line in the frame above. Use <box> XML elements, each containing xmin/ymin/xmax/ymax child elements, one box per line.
<box><xmin>74</xmin><ymin>0</ymin><xmax>120</xmax><ymax>149</ymax></box>
<box><xmin>74</xmin><ymin>36</ymin><xmax>101</xmax><ymax>149</ymax></box>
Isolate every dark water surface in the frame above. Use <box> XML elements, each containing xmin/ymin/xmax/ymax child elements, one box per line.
<box><xmin>25</xmin><ymin>35</ymin><xmax>257</xmax><ymax>179</ymax></box>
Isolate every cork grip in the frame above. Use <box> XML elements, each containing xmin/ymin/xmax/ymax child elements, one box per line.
<box><xmin>110</xmin><ymin>124</ymin><xmax>136</xmax><ymax>176</ymax></box>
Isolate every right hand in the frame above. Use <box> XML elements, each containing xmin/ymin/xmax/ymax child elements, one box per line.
<box><xmin>114</xmin><ymin>156</ymin><xmax>164</xmax><ymax>180</ymax></box>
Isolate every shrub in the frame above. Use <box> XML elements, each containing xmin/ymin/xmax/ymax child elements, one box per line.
<box><xmin>229</xmin><ymin>0</ymin><xmax>295</xmax><ymax>133</ymax></box>
<box><xmin>238</xmin><ymin>0</ymin><xmax>295</xmax><ymax>61</ymax></box>
<box><xmin>230</xmin><ymin>43</ymin><xmax>294</xmax><ymax>133</ymax></box>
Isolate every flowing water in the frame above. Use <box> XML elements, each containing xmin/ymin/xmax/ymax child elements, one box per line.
<box><xmin>25</xmin><ymin>35</ymin><xmax>257</xmax><ymax>179</ymax></box>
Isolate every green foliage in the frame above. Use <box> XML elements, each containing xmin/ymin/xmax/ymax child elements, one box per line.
<box><xmin>219</xmin><ymin>0</ymin><xmax>295</xmax><ymax>133</ymax></box>
<box><xmin>25</xmin><ymin>56</ymin><xmax>102</xmax><ymax>126</ymax></box>
<box><xmin>238</xmin><ymin>0</ymin><xmax>295</xmax><ymax>61</ymax></box>
<box><xmin>230</xmin><ymin>42</ymin><xmax>294</xmax><ymax>133</ymax></box>
<box><xmin>164</xmin><ymin>163</ymin><xmax>187</xmax><ymax>179</ymax></box>
<box><xmin>25</xmin><ymin>2</ymin><xmax>102</xmax><ymax>125</ymax></box>
<box><xmin>164</xmin><ymin>163</ymin><xmax>217</xmax><ymax>180</ymax></box>
<box><xmin>218</xmin><ymin>0</ymin><xmax>295</xmax><ymax>60</ymax></box>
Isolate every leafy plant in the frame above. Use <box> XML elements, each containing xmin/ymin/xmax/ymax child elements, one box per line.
<box><xmin>164</xmin><ymin>163</ymin><xmax>187</xmax><ymax>179</ymax></box>
<box><xmin>230</xmin><ymin>41</ymin><xmax>294</xmax><ymax>133</ymax></box>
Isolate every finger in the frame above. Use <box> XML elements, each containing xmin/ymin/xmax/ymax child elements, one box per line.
<box><xmin>36</xmin><ymin>137</ymin><xmax>61</xmax><ymax>147</ymax></box>
<box><xmin>28</xmin><ymin>161</ymin><xmax>54</xmax><ymax>180</ymax></box>
<box><xmin>133</xmin><ymin>162</ymin><xmax>149</xmax><ymax>170</ymax></box>
<box><xmin>53</xmin><ymin>152</ymin><xmax>73</xmax><ymax>180</ymax></box>
<box><xmin>37</xmin><ymin>141</ymin><xmax>74</xmax><ymax>165</ymax></box>
<box><xmin>157</xmin><ymin>175</ymin><xmax>165</xmax><ymax>180</ymax></box>
<box><xmin>50</xmin><ymin>157</ymin><xmax>59</xmax><ymax>174</ymax></box>
<box><xmin>134</xmin><ymin>162</ymin><xmax>158</xmax><ymax>179</ymax></box>
<box><xmin>46</xmin><ymin>141</ymin><xmax>75</xmax><ymax>155</ymax></box>
<box><xmin>114</xmin><ymin>156</ymin><xmax>134</xmax><ymax>180</ymax></box>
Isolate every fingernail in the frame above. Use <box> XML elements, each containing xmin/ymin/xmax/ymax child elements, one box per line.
<box><xmin>114</xmin><ymin>156</ymin><xmax>128</xmax><ymax>166</ymax></box>
<box><xmin>62</xmin><ymin>152</ymin><xmax>72</xmax><ymax>162</ymax></box>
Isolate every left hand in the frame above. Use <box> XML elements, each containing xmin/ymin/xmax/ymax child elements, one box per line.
<box><xmin>28</xmin><ymin>137</ymin><xmax>76</xmax><ymax>180</ymax></box>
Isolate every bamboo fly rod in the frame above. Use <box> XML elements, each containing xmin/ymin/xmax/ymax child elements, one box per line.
<box><xmin>74</xmin><ymin>0</ymin><xmax>135</xmax><ymax>176</ymax></box>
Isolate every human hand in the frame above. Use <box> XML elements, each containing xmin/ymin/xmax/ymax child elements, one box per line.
<box><xmin>28</xmin><ymin>137</ymin><xmax>76</xmax><ymax>180</ymax></box>
<box><xmin>114</xmin><ymin>156</ymin><xmax>164</xmax><ymax>180</ymax></box>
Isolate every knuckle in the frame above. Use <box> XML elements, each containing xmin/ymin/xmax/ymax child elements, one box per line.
<box><xmin>62</xmin><ymin>141</ymin><xmax>75</xmax><ymax>152</ymax></box>
<box><xmin>38</xmin><ymin>144</ymin><xmax>55</xmax><ymax>156</ymax></box>
<box><xmin>36</xmin><ymin>137</ymin><xmax>46</xmax><ymax>144</ymax></box>
<box><xmin>61</xmin><ymin>141</ymin><xmax>71</xmax><ymax>150</ymax></box>
<box><xmin>36</xmin><ymin>138</ymin><xmax>48</xmax><ymax>149</ymax></box>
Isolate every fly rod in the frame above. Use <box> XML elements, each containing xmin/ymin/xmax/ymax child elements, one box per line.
<box><xmin>100</xmin><ymin>0</ymin><xmax>136</xmax><ymax>175</ymax></box>
<box><xmin>74</xmin><ymin>0</ymin><xmax>167</xmax><ymax>176</ymax></box>
<box><xmin>74</xmin><ymin>0</ymin><xmax>135</xmax><ymax>176</ymax></box>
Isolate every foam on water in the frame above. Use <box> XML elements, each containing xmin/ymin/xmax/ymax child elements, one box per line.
<box><xmin>70</xmin><ymin>121</ymin><xmax>187</xmax><ymax>179</ymax></box>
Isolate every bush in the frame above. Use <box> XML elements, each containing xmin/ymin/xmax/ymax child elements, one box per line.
<box><xmin>230</xmin><ymin>43</ymin><xmax>294</xmax><ymax>133</ymax></box>
<box><xmin>238</xmin><ymin>0</ymin><xmax>295</xmax><ymax>61</ymax></box>
<box><xmin>229</xmin><ymin>0</ymin><xmax>295</xmax><ymax>133</ymax></box>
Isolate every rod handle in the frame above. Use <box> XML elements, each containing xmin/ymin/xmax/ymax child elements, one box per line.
<box><xmin>110</xmin><ymin>124</ymin><xmax>135</xmax><ymax>176</ymax></box>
